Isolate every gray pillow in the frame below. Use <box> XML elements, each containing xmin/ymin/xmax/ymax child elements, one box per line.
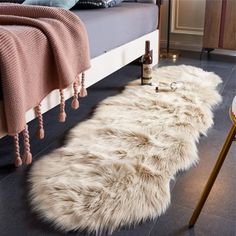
<box><xmin>75</xmin><ymin>0</ymin><xmax>123</xmax><ymax>8</ymax></box>
<box><xmin>23</xmin><ymin>0</ymin><xmax>79</xmax><ymax>9</ymax></box>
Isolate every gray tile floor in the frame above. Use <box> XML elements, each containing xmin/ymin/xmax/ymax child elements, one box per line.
<box><xmin>0</xmin><ymin>51</ymin><xmax>235</xmax><ymax>236</ymax></box>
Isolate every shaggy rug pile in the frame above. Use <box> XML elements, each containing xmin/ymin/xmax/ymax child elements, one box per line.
<box><xmin>29</xmin><ymin>65</ymin><xmax>222</xmax><ymax>234</ymax></box>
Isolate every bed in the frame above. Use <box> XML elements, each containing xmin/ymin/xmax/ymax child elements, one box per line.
<box><xmin>0</xmin><ymin>1</ymin><xmax>161</xmax><ymax>138</ymax></box>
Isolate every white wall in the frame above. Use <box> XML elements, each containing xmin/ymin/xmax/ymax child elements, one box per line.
<box><xmin>160</xmin><ymin>0</ymin><xmax>206</xmax><ymax>51</ymax></box>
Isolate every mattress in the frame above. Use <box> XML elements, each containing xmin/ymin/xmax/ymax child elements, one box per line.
<box><xmin>0</xmin><ymin>3</ymin><xmax>159</xmax><ymax>100</ymax></box>
<box><xmin>73</xmin><ymin>2</ymin><xmax>159</xmax><ymax>58</ymax></box>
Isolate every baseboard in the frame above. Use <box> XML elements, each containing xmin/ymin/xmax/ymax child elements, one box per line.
<box><xmin>160</xmin><ymin>40</ymin><xmax>236</xmax><ymax>56</ymax></box>
<box><xmin>160</xmin><ymin>40</ymin><xmax>202</xmax><ymax>52</ymax></box>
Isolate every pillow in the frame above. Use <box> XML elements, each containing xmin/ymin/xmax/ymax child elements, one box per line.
<box><xmin>74</xmin><ymin>0</ymin><xmax>123</xmax><ymax>9</ymax></box>
<box><xmin>22</xmin><ymin>0</ymin><xmax>79</xmax><ymax>10</ymax></box>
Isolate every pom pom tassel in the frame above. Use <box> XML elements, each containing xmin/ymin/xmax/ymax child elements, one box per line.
<box><xmin>71</xmin><ymin>79</ymin><xmax>79</xmax><ymax>110</ymax></box>
<box><xmin>13</xmin><ymin>134</ymin><xmax>22</xmax><ymax>167</ymax></box>
<box><xmin>58</xmin><ymin>89</ymin><xmax>67</xmax><ymax>122</ymax></box>
<box><xmin>35</xmin><ymin>104</ymin><xmax>45</xmax><ymax>139</ymax></box>
<box><xmin>22</xmin><ymin>125</ymin><xmax>32</xmax><ymax>165</ymax></box>
<box><xmin>79</xmin><ymin>72</ymin><xmax>87</xmax><ymax>97</ymax></box>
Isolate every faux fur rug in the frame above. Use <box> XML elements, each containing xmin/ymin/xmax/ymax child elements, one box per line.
<box><xmin>29</xmin><ymin>65</ymin><xmax>222</xmax><ymax>234</ymax></box>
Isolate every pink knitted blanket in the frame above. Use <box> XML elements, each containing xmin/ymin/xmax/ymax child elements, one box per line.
<box><xmin>0</xmin><ymin>4</ymin><xmax>90</xmax><ymax>166</ymax></box>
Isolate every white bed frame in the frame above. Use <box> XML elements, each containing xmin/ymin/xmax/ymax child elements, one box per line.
<box><xmin>0</xmin><ymin>30</ymin><xmax>159</xmax><ymax>138</ymax></box>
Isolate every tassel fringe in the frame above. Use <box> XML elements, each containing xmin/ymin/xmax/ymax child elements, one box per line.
<box><xmin>58</xmin><ymin>89</ymin><xmax>66</xmax><ymax>122</ymax></box>
<box><xmin>22</xmin><ymin>125</ymin><xmax>32</xmax><ymax>165</ymax></box>
<box><xmin>35</xmin><ymin>104</ymin><xmax>45</xmax><ymax>139</ymax></box>
<box><xmin>71</xmin><ymin>79</ymin><xmax>79</xmax><ymax>110</ymax></box>
<box><xmin>79</xmin><ymin>72</ymin><xmax>88</xmax><ymax>97</ymax></box>
<box><xmin>13</xmin><ymin>134</ymin><xmax>22</xmax><ymax>167</ymax></box>
<box><xmin>12</xmin><ymin>72</ymin><xmax>89</xmax><ymax>167</ymax></box>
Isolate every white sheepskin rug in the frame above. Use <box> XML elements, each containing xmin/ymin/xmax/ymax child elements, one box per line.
<box><xmin>29</xmin><ymin>65</ymin><xmax>222</xmax><ymax>235</ymax></box>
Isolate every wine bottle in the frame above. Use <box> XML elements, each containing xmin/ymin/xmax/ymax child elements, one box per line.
<box><xmin>141</xmin><ymin>40</ymin><xmax>152</xmax><ymax>85</ymax></box>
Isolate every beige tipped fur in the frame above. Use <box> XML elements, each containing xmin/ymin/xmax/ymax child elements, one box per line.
<box><xmin>29</xmin><ymin>65</ymin><xmax>222</xmax><ymax>234</ymax></box>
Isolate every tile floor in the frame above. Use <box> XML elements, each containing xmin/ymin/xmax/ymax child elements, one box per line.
<box><xmin>0</xmin><ymin>51</ymin><xmax>235</xmax><ymax>236</ymax></box>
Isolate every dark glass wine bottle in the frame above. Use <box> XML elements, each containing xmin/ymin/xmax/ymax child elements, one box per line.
<box><xmin>141</xmin><ymin>40</ymin><xmax>152</xmax><ymax>85</ymax></box>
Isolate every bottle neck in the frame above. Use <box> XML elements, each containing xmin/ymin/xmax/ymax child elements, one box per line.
<box><xmin>145</xmin><ymin>41</ymin><xmax>150</xmax><ymax>54</ymax></box>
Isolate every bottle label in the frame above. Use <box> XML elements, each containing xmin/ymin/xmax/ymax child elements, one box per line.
<box><xmin>142</xmin><ymin>64</ymin><xmax>152</xmax><ymax>85</ymax></box>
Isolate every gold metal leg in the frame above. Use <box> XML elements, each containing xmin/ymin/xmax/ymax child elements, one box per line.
<box><xmin>189</xmin><ymin>124</ymin><xmax>236</xmax><ymax>227</ymax></box>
